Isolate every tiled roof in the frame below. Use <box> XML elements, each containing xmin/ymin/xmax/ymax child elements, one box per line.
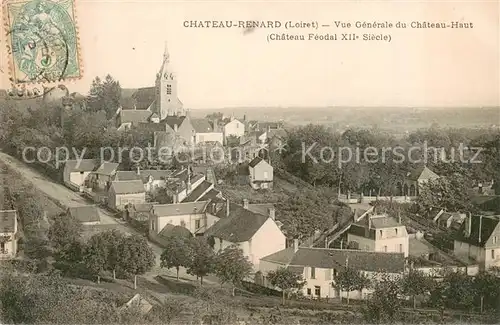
<box><xmin>182</xmin><ymin>181</ymin><xmax>213</xmax><ymax>203</ymax></box>
<box><xmin>115</xmin><ymin>171</ymin><xmax>141</xmax><ymax>181</ymax></box>
<box><xmin>152</xmin><ymin>201</ymin><xmax>209</xmax><ymax>217</ymax></box>
<box><xmin>110</xmin><ymin>180</ymin><xmax>145</xmax><ymax>194</ymax></box>
<box><xmin>158</xmin><ymin>224</ymin><xmax>193</xmax><ymax>240</ymax></box>
<box><xmin>191</xmin><ymin>119</ymin><xmax>214</xmax><ymax>133</ymax></box>
<box><xmin>119</xmin><ymin>110</ymin><xmax>152</xmax><ymax>125</ymax></box>
<box><xmin>140</xmin><ymin>170</ymin><xmax>175</xmax><ymax>182</ymax></box>
<box><xmin>409</xmin><ymin>237</ymin><xmax>435</xmax><ymax>257</ymax></box>
<box><xmin>199</xmin><ymin>188</ymin><xmax>222</xmax><ymax>201</ymax></box>
<box><xmin>63</xmin><ymin>159</ymin><xmax>99</xmax><ymax>183</ymax></box>
<box><xmin>0</xmin><ymin>210</ymin><xmax>17</xmax><ymax>233</ymax></box>
<box><xmin>132</xmin><ymin>87</ymin><xmax>156</xmax><ymax>110</ymax></box>
<box><xmin>261</xmin><ymin>247</ymin><xmax>406</xmax><ymax>273</ymax></box>
<box><xmin>205</xmin><ymin>201</ymin><xmax>270</xmax><ymax>242</ymax></box>
<box><xmin>136</xmin><ymin>122</ymin><xmax>166</xmax><ymax>132</ymax></box>
<box><xmin>164</xmin><ymin>116</ymin><xmax>186</xmax><ymax>131</ymax></box>
<box><xmin>455</xmin><ymin>215</ymin><xmax>500</xmax><ymax>247</ymax></box>
<box><xmin>67</xmin><ymin>206</ymin><xmax>100</xmax><ymax>223</ymax></box>
<box><xmin>369</xmin><ymin>216</ymin><xmax>401</xmax><ymax>228</ymax></box>
<box><xmin>249</xmin><ymin>156</ymin><xmax>264</xmax><ymax>168</ymax></box>
<box><xmin>407</xmin><ymin>166</ymin><xmax>439</xmax><ymax>181</ymax></box>
<box><xmin>94</xmin><ymin>162</ymin><xmax>119</xmax><ymax>176</ymax></box>
<box><xmin>134</xmin><ymin>203</ymin><xmax>155</xmax><ymax>213</ymax></box>
<box><xmin>246</xmin><ymin>203</ymin><xmax>274</xmax><ymax>217</ymax></box>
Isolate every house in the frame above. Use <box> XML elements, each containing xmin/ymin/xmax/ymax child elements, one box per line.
<box><xmin>89</xmin><ymin>162</ymin><xmax>119</xmax><ymax>191</ymax></box>
<box><xmin>248</xmin><ymin>157</ymin><xmax>273</xmax><ymax>190</ymax></box>
<box><xmin>108</xmin><ymin>180</ymin><xmax>146</xmax><ymax>211</ymax></box>
<box><xmin>0</xmin><ymin>210</ymin><xmax>18</xmax><ymax>260</ymax></box>
<box><xmin>401</xmin><ymin>165</ymin><xmax>439</xmax><ymax>197</ymax></box>
<box><xmin>191</xmin><ymin>118</ymin><xmax>223</xmax><ymax>144</ymax></box>
<box><xmin>204</xmin><ymin>198</ymin><xmax>286</xmax><ymax>269</ymax></box>
<box><xmin>67</xmin><ymin>206</ymin><xmax>101</xmax><ymax>225</ymax></box>
<box><xmin>436</xmin><ymin>212</ymin><xmax>466</xmax><ymax>229</ymax></box>
<box><xmin>268</xmin><ymin>129</ymin><xmax>287</xmax><ymax>149</ymax></box>
<box><xmin>347</xmin><ymin>213</ymin><xmax>410</xmax><ymax>257</ymax></box>
<box><xmin>61</xmin><ymin>159</ymin><xmax>99</xmax><ymax>191</ymax></box>
<box><xmin>115</xmin><ymin>109</ymin><xmax>157</xmax><ymax>130</ymax></box>
<box><xmin>163</xmin><ymin>115</ymin><xmax>196</xmax><ymax>146</ymax></box>
<box><xmin>224</xmin><ymin>118</ymin><xmax>245</xmax><ymax>139</ymax></box>
<box><xmin>149</xmin><ymin>201</ymin><xmax>216</xmax><ymax>244</ymax></box>
<box><xmin>259</xmin><ymin>241</ymin><xmax>406</xmax><ymax>300</ymax></box>
<box><xmin>114</xmin><ymin>168</ymin><xmax>174</xmax><ymax>193</ymax></box>
<box><xmin>453</xmin><ymin>214</ymin><xmax>500</xmax><ymax>270</ymax></box>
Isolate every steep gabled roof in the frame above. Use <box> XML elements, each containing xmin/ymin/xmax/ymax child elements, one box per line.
<box><xmin>198</xmin><ymin>188</ymin><xmax>222</xmax><ymax>201</ymax></box>
<box><xmin>182</xmin><ymin>181</ymin><xmax>213</xmax><ymax>203</ymax></box>
<box><xmin>191</xmin><ymin>119</ymin><xmax>214</xmax><ymax>133</ymax></box>
<box><xmin>407</xmin><ymin>165</ymin><xmax>439</xmax><ymax>181</ymax></box>
<box><xmin>455</xmin><ymin>215</ymin><xmax>500</xmax><ymax>247</ymax></box>
<box><xmin>94</xmin><ymin>162</ymin><xmax>119</xmax><ymax>176</ymax></box>
<box><xmin>63</xmin><ymin>159</ymin><xmax>99</xmax><ymax>183</ymax></box>
<box><xmin>164</xmin><ymin>116</ymin><xmax>186</xmax><ymax>131</ymax></box>
<box><xmin>205</xmin><ymin>201</ymin><xmax>270</xmax><ymax>243</ymax></box>
<box><xmin>261</xmin><ymin>247</ymin><xmax>406</xmax><ymax>273</ymax></box>
<box><xmin>132</xmin><ymin>87</ymin><xmax>156</xmax><ymax>110</ymax></box>
<box><xmin>0</xmin><ymin>210</ymin><xmax>17</xmax><ymax>233</ymax></box>
<box><xmin>110</xmin><ymin>180</ymin><xmax>145</xmax><ymax>194</ymax></box>
<box><xmin>119</xmin><ymin>110</ymin><xmax>152</xmax><ymax>125</ymax></box>
<box><xmin>115</xmin><ymin>171</ymin><xmax>141</xmax><ymax>181</ymax></box>
<box><xmin>249</xmin><ymin>156</ymin><xmax>264</xmax><ymax>168</ymax></box>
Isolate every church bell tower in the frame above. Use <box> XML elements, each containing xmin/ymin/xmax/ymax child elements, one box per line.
<box><xmin>155</xmin><ymin>41</ymin><xmax>183</xmax><ymax>120</ymax></box>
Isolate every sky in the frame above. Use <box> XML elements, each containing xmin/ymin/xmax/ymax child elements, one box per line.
<box><xmin>1</xmin><ymin>0</ymin><xmax>499</xmax><ymax>109</ymax></box>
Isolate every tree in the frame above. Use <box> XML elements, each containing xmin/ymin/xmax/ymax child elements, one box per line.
<box><xmin>185</xmin><ymin>238</ymin><xmax>215</xmax><ymax>285</ymax></box>
<box><xmin>205</xmin><ymin>112</ymin><xmax>223</xmax><ymax>121</ymax></box>
<box><xmin>116</xmin><ymin>235</ymin><xmax>155</xmax><ymax>289</ymax></box>
<box><xmin>415</xmin><ymin>174</ymin><xmax>474</xmax><ymax>214</ymax></box>
<box><xmin>362</xmin><ymin>274</ymin><xmax>402</xmax><ymax>324</ymax></box>
<box><xmin>98</xmin><ymin>230</ymin><xmax>125</xmax><ymax>280</ymax></box>
<box><xmin>400</xmin><ymin>269</ymin><xmax>432</xmax><ymax>309</ymax></box>
<box><xmin>86</xmin><ymin>75</ymin><xmax>122</xmax><ymax>119</ymax></box>
<box><xmin>160</xmin><ymin>236</ymin><xmax>193</xmax><ymax>280</ymax></box>
<box><xmin>48</xmin><ymin>212</ymin><xmax>82</xmax><ymax>251</ymax></box>
<box><xmin>266</xmin><ymin>267</ymin><xmax>305</xmax><ymax>305</ymax></box>
<box><xmin>214</xmin><ymin>245</ymin><xmax>253</xmax><ymax>296</ymax></box>
<box><xmin>429</xmin><ymin>270</ymin><xmax>475</xmax><ymax>311</ymax></box>
<box><xmin>83</xmin><ymin>233</ymin><xmax>109</xmax><ymax>283</ymax></box>
<box><xmin>474</xmin><ymin>270</ymin><xmax>500</xmax><ymax>312</ymax></box>
<box><xmin>334</xmin><ymin>266</ymin><xmax>371</xmax><ymax>305</ymax></box>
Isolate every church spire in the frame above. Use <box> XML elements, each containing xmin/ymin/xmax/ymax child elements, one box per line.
<box><xmin>163</xmin><ymin>41</ymin><xmax>170</xmax><ymax>63</ymax></box>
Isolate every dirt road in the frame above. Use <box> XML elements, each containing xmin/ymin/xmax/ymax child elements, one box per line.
<box><xmin>0</xmin><ymin>152</ymin><xmax>216</xmax><ymax>284</ymax></box>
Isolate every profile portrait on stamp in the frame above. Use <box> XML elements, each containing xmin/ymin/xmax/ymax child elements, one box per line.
<box><xmin>3</xmin><ymin>0</ymin><xmax>82</xmax><ymax>85</ymax></box>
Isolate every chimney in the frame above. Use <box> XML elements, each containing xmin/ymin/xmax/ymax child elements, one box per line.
<box><xmin>243</xmin><ymin>199</ymin><xmax>249</xmax><ymax>209</ymax></box>
<box><xmin>365</xmin><ymin>215</ymin><xmax>371</xmax><ymax>238</ymax></box>
<box><xmin>465</xmin><ymin>213</ymin><xmax>472</xmax><ymax>237</ymax></box>
<box><xmin>243</xmin><ymin>114</ymin><xmax>247</xmax><ymax>121</ymax></box>
<box><xmin>268</xmin><ymin>207</ymin><xmax>275</xmax><ymax>220</ymax></box>
<box><xmin>174</xmin><ymin>124</ymin><xmax>178</xmax><ymax>132</ymax></box>
<box><xmin>136</xmin><ymin>166</ymin><xmax>140</xmax><ymax>175</ymax></box>
<box><xmin>478</xmin><ymin>216</ymin><xmax>483</xmax><ymax>243</ymax></box>
<box><xmin>211</xmin><ymin>202</ymin><xmax>216</xmax><ymax>214</ymax></box>
<box><xmin>226</xmin><ymin>199</ymin><xmax>230</xmax><ymax>217</ymax></box>
<box><xmin>352</xmin><ymin>209</ymin><xmax>357</xmax><ymax>222</ymax></box>
<box><xmin>293</xmin><ymin>238</ymin><xmax>299</xmax><ymax>253</ymax></box>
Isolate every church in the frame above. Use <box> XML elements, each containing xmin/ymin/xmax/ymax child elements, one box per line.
<box><xmin>115</xmin><ymin>43</ymin><xmax>223</xmax><ymax>147</ymax></box>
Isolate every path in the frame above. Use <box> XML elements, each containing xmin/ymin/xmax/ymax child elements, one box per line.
<box><xmin>0</xmin><ymin>151</ymin><xmax>217</xmax><ymax>284</ymax></box>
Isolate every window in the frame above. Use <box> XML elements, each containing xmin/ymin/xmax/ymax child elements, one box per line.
<box><xmin>180</xmin><ymin>220</ymin><xmax>186</xmax><ymax>228</ymax></box>
<box><xmin>263</xmin><ymin>171</ymin><xmax>269</xmax><ymax>179</ymax></box>
<box><xmin>314</xmin><ymin>286</ymin><xmax>321</xmax><ymax>296</ymax></box>
<box><xmin>492</xmin><ymin>250</ymin><xmax>495</xmax><ymax>259</ymax></box>
<box><xmin>307</xmin><ymin>288</ymin><xmax>311</xmax><ymax>295</ymax></box>
<box><xmin>310</xmin><ymin>267</ymin><xmax>316</xmax><ymax>279</ymax></box>
<box><xmin>325</xmin><ymin>269</ymin><xmax>331</xmax><ymax>280</ymax></box>
<box><xmin>151</xmin><ymin>220</ymin><xmax>155</xmax><ymax>231</ymax></box>
<box><xmin>494</xmin><ymin>236</ymin><xmax>498</xmax><ymax>244</ymax></box>
<box><xmin>166</xmin><ymin>84</ymin><xmax>172</xmax><ymax>95</ymax></box>
<box><xmin>399</xmin><ymin>244</ymin><xmax>403</xmax><ymax>253</ymax></box>
<box><xmin>379</xmin><ymin>230</ymin><xmax>383</xmax><ymax>238</ymax></box>
<box><xmin>236</xmin><ymin>123</ymin><xmax>239</xmax><ymax>128</ymax></box>
<box><xmin>195</xmin><ymin>219</ymin><xmax>201</xmax><ymax>230</ymax></box>
<box><xmin>333</xmin><ymin>268</ymin><xmax>338</xmax><ymax>277</ymax></box>
<box><xmin>395</xmin><ymin>228</ymin><xmax>398</xmax><ymax>235</ymax></box>
<box><xmin>80</xmin><ymin>171</ymin><xmax>84</xmax><ymax>175</ymax></box>
<box><xmin>383</xmin><ymin>246</ymin><xmax>388</xmax><ymax>252</ymax></box>
<box><xmin>0</xmin><ymin>242</ymin><xmax>5</xmax><ymax>252</ymax></box>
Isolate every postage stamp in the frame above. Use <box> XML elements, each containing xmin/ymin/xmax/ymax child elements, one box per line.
<box><xmin>2</xmin><ymin>0</ymin><xmax>82</xmax><ymax>85</ymax></box>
